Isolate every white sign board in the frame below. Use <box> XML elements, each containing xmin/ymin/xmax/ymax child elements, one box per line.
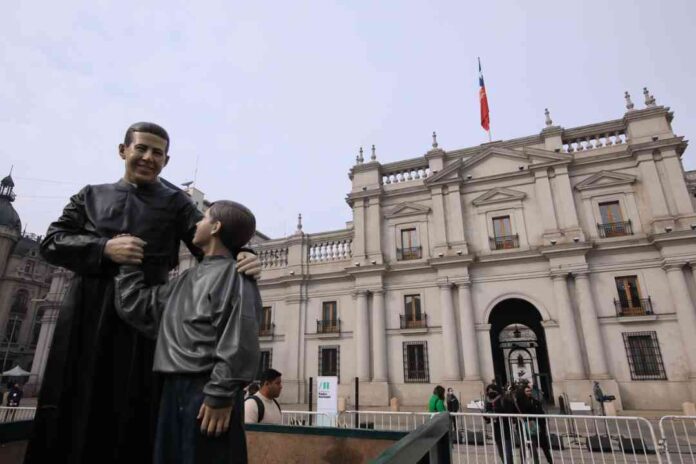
<box><xmin>316</xmin><ymin>376</ymin><xmax>338</xmax><ymax>426</ymax></box>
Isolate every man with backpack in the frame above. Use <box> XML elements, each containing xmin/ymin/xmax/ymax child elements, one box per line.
<box><xmin>244</xmin><ymin>369</ymin><xmax>282</xmax><ymax>424</ymax></box>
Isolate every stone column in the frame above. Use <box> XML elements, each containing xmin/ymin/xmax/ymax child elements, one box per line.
<box><xmin>664</xmin><ymin>264</ymin><xmax>696</xmax><ymax>376</ymax></box>
<box><xmin>352</xmin><ymin>200</ymin><xmax>367</xmax><ymax>260</ymax></box>
<box><xmin>355</xmin><ymin>291</ymin><xmax>371</xmax><ymax>381</ymax></box>
<box><xmin>371</xmin><ymin>290</ymin><xmax>388</xmax><ymax>382</ymax></box>
<box><xmin>534</xmin><ymin>170</ymin><xmax>559</xmax><ymax>234</ymax></box>
<box><xmin>366</xmin><ymin>197</ymin><xmax>383</xmax><ymax>263</ymax></box>
<box><xmin>638</xmin><ymin>156</ymin><xmax>671</xmax><ymax>218</ymax></box>
<box><xmin>573</xmin><ymin>273</ymin><xmax>610</xmax><ymax>378</ymax></box>
<box><xmin>553</xmin><ymin>166</ymin><xmax>581</xmax><ymax>231</ymax></box>
<box><xmin>28</xmin><ymin>307</ymin><xmax>59</xmax><ymax>390</ymax></box>
<box><xmin>438</xmin><ymin>283</ymin><xmax>461</xmax><ymax>380</ymax></box>
<box><xmin>446</xmin><ymin>185</ymin><xmax>466</xmax><ymax>246</ymax></box>
<box><xmin>457</xmin><ymin>282</ymin><xmax>480</xmax><ymax>380</ymax></box>
<box><xmin>661</xmin><ymin>152</ymin><xmax>695</xmax><ymax>215</ymax></box>
<box><xmin>430</xmin><ymin>186</ymin><xmax>448</xmax><ymax>253</ymax></box>
<box><xmin>551</xmin><ymin>273</ymin><xmax>585</xmax><ymax>379</ymax></box>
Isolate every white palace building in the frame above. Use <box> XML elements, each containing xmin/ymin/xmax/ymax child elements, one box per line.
<box><xmin>29</xmin><ymin>89</ymin><xmax>696</xmax><ymax>411</ymax></box>
<box><xmin>229</xmin><ymin>90</ymin><xmax>696</xmax><ymax>412</ymax></box>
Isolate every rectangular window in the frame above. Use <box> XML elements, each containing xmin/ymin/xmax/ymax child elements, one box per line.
<box><xmin>599</xmin><ymin>201</ymin><xmax>623</xmax><ymax>224</ymax></box>
<box><xmin>322</xmin><ymin>301</ymin><xmax>337</xmax><ymax>322</ymax></box>
<box><xmin>319</xmin><ymin>346</ymin><xmax>339</xmax><ymax>380</ymax></box>
<box><xmin>491</xmin><ymin>216</ymin><xmax>518</xmax><ymax>249</ymax></box>
<box><xmin>402</xmin><ymin>295</ymin><xmax>425</xmax><ymax>328</ymax></box>
<box><xmin>260</xmin><ymin>306</ymin><xmax>273</xmax><ymax>335</ymax></box>
<box><xmin>24</xmin><ymin>261</ymin><xmax>34</xmax><ymax>274</ymax></box>
<box><xmin>4</xmin><ymin>316</ymin><xmax>22</xmax><ymax>344</ymax></box>
<box><xmin>622</xmin><ymin>332</ymin><xmax>667</xmax><ymax>380</ymax></box>
<box><xmin>492</xmin><ymin>216</ymin><xmax>512</xmax><ymax>237</ymax></box>
<box><xmin>399</xmin><ymin>228</ymin><xmax>421</xmax><ymax>260</ymax></box>
<box><xmin>403</xmin><ymin>341</ymin><xmax>429</xmax><ymax>383</ymax></box>
<box><xmin>259</xmin><ymin>350</ymin><xmax>273</xmax><ymax>375</ymax></box>
<box><xmin>598</xmin><ymin>201</ymin><xmax>632</xmax><ymax>237</ymax></box>
<box><xmin>318</xmin><ymin>301</ymin><xmax>340</xmax><ymax>333</ymax></box>
<box><xmin>615</xmin><ymin>276</ymin><xmax>647</xmax><ymax>315</ymax></box>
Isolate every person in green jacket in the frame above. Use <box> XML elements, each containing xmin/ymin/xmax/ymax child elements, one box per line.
<box><xmin>428</xmin><ymin>385</ymin><xmax>447</xmax><ymax>412</ymax></box>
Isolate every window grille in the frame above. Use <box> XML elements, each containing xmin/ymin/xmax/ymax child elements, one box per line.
<box><xmin>403</xmin><ymin>341</ymin><xmax>429</xmax><ymax>383</ymax></box>
<box><xmin>319</xmin><ymin>346</ymin><xmax>340</xmax><ymax>381</ymax></box>
<box><xmin>622</xmin><ymin>331</ymin><xmax>667</xmax><ymax>380</ymax></box>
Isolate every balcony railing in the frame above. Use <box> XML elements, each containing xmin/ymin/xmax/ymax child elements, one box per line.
<box><xmin>400</xmin><ymin>314</ymin><xmax>428</xmax><ymax>329</ymax></box>
<box><xmin>259</xmin><ymin>323</ymin><xmax>275</xmax><ymax>337</ymax></box>
<box><xmin>396</xmin><ymin>246</ymin><xmax>422</xmax><ymax>261</ymax></box>
<box><xmin>614</xmin><ymin>297</ymin><xmax>653</xmax><ymax>317</ymax></box>
<box><xmin>317</xmin><ymin>319</ymin><xmax>341</xmax><ymax>334</ymax></box>
<box><xmin>490</xmin><ymin>234</ymin><xmax>519</xmax><ymax>250</ymax></box>
<box><xmin>598</xmin><ymin>220</ymin><xmax>633</xmax><ymax>238</ymax></box>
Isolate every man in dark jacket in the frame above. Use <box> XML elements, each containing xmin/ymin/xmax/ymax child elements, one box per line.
<box><xmin>485</xmin><ymin>383</ymin><xmax>514</xmax><ymax>464</ymax></box>
<box><xmin>24</xmin><ymin>122</ymin><xmax>261</xmax><ymax>464</ymax></box>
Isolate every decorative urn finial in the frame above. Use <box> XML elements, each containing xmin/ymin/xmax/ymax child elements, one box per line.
<box><xmin>544</xmin><ymin>108</ymin><xmax>553</xmax><ymax>127</ymax></box>
<box><xmin>624</xmin><ymin>91</ymin><xmax>634</xmax><ymax>110</ymax></box>
<box><xmin>371</xmin><ymin>144</ymin><xmax>376</xmax><ymax>161</ymax></box>
<box><xmin>432</xmin><ymin>131</ymin><xmax>438</xmax><ymax>149</ymax></box>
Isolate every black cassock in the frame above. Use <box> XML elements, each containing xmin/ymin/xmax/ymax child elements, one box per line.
<box><xmin>25</xmin><ymin>179</ymin><xmax>203</xmax><ymax>464</ymax></box>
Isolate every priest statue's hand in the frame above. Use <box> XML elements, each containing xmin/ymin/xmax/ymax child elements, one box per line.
<box><xmin>236</xmin><ymin>251</ymin><xmax>262</xmax><ymax>279</ymax></box>
<box><xmin>105</xmin><ymin>235</ymin><xmax>146</xmax><ymax>265</ymax></box>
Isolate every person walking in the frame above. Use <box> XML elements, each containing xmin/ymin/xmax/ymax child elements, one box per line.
<box><xmin>446</xmin><ymin>388</ymin><xmax>460</xmax><ymax>413</ymax></box>
<box><xmin>514</xmin><ymin>384</ymin><xmax>553</xmax><ymax>464</ymax></box>
<box><xmin>244</xmin><ymin>369</ymin><xmax>283</xmax><ymax>424</ymax></box>
<box><xmin>428</xmin><ymin>385</ymin><xmax>447</xmax><ymax>412</ymax></box>
<box><xmin>485</xmin><ymin>383</ymin><xmax>513</xmax><ymax>464</ymax></box>
<box><xmin>6</xmin><ymin>383</ymin><xmax>24</xmax><ymax>422</ymax></box>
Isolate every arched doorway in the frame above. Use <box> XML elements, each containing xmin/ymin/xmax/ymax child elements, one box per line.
<box><xmin>488</xmin><ymin>298</ymin><xmax>554</xmax><ymax>402</ymax></box>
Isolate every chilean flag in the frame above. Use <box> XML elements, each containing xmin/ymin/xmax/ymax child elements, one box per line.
<box><xmin>478</xmin><ymin>57</ymin><xmax>490</xmax><ymax>132</ymax></box>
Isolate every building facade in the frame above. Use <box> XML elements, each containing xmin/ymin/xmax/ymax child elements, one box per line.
<box><xmin>244</xmin><ymin>94</ymin><xmax>696</xmax><ymax>411</ymax></box>
<box><xmin>26</xmin><ymin>92</ymin><xmax>696</xmax><ymax>411</ymax></box>
<box><xmin>0</xmin><ymin>173</ymin><xmax>55</xmax><ymax>384</ymax></box>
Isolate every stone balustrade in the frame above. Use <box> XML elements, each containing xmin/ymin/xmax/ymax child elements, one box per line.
<box><xmin>308</xmin><ymin>233</ymin><xmax>352</xmax><ymax>263</ymax></box>
<box><xmin>258</xmin><ymin>246</ymin><xmax>289</xmax><ymax>269</ymax></box>
<box><xmin>561</xmin><ymin>120</ymin><xmax>628</xmax><ymax>153</ymax></box>
<box><xmin>381</xmin><ymin>166</ymin><xmax>431</xmax><ymax>185</ymax></box>
<box><xmin>562</xmin><ymin>132</ymin><xmax>627</xmax><ymax>153</ymax></box>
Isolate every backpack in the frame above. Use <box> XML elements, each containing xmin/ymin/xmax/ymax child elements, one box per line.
<box><xmin>245</xmin><ymin>395</ymin><xmax>281</xmax><ymax>423</ymax></box>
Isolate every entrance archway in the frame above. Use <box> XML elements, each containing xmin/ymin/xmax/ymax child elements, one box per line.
<box><xmin>488</xmin><ymin>298</ymin><xmax>553</xmax><ymax>402</ymax></box>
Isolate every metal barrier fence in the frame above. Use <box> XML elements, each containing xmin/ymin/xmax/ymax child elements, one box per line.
<box><xmin>451</xmin><ymin>412</ymin><xmax>662</xmax><ymax>463</ymax></box>
<box><xmin>337</xmin><ymin>411</ymin><xmax>435</xmax><ymax>431</ymax></box>
<box><xmin>0</xmin><ymin>407</ymin><xmax>35</xmax><ymax>423</ymax></box>
<box><xmin>281</xmin><ymin>410</ymin><xmax>335</xmax><ymax>427</ymax></box>
<box><xmin>4</xmin><ymin>404</ymin><xmax>696</xmax><ymax>463</ymax></box>
<box><xmin>371</xmin><ymin>412</ymin><xmax>452</xmax><ymax>464</ymax></box>
<box><xmin>659</xmin><ymin>415</ymin><xmax>696</xmax><ymax>464</ymax></box>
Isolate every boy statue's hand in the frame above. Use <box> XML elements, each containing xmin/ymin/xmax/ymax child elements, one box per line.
<box><xmin>236</xmin><ymin>251</ymin><xmax>262</xmax><ymax>279</ymax></box>
<box><xmin>197</xmin><ymin>403</ymin><xmax>233</xmax><ymax>437</ymax></box>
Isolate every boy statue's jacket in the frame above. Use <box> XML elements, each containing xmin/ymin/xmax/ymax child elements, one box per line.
<box><xmin>115</xmin><ymin>256</ymin><xmax>262</xmax><ymax>407</ymax></box>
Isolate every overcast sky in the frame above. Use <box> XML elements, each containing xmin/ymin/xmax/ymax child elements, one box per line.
<box><xmin>3</xmin><ymin>0</ymin><xmax>695</xmax><ymax>239</ymax></box>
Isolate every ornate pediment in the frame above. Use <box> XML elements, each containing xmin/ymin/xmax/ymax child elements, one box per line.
<box><xmin>574</xmin><ymin>170</ymin><xmax>637</xmax><ymax>191</ymax></box>
<box><xmin>472</xmin><ymin>187</ymin><xmax>527</xmax><ymax>206</ymax></box>
<box><xmin>384</xmin><ymin>202</ymin><xmax>431</xmax><ymax>219</ymax></box>
<box><xmin>425</xmin><ymin>147</ymin><xmax>570</xmax><ymax>186</ymax></box>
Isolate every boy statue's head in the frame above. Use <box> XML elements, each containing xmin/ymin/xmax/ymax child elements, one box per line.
<box><xmin>193</xmin><ymin>200</ymin><xmax>256</xmax><ymax>256</ymax></box>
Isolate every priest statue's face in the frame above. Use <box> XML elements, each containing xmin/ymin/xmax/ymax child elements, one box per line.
<box><xmin>119</xmin><ymin>131</ymin><xmax>169</xmax><ymax>185</ymax></box>
<box><xmin>192</xmin><ymin>209</ymin><xmax>221</xmax><ymax>249</ymax></box>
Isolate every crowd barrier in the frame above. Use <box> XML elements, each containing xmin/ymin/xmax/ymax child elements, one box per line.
<box><xmin>336</xmin><ymin>411</ymin><xmax>435</xmax><ymax>431</ymax></box>
<box><xmin>0</xmin><ymin>407</ymin><xmax>35</xmax><ymax>423</ymax></box>
<box><xmin>451</xmin><ymin>412</ymin><xmax>661</xmax><ymax>463</ymax></box>
<box><xmin>659</xmin><ymin>415</ymin><xmax>696</xmax><ymax>464</ymax></box>
<box><xmin>4</xmin><ymin>406</ymin><xmax>695</xmax><ymax>463</ymax></box>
